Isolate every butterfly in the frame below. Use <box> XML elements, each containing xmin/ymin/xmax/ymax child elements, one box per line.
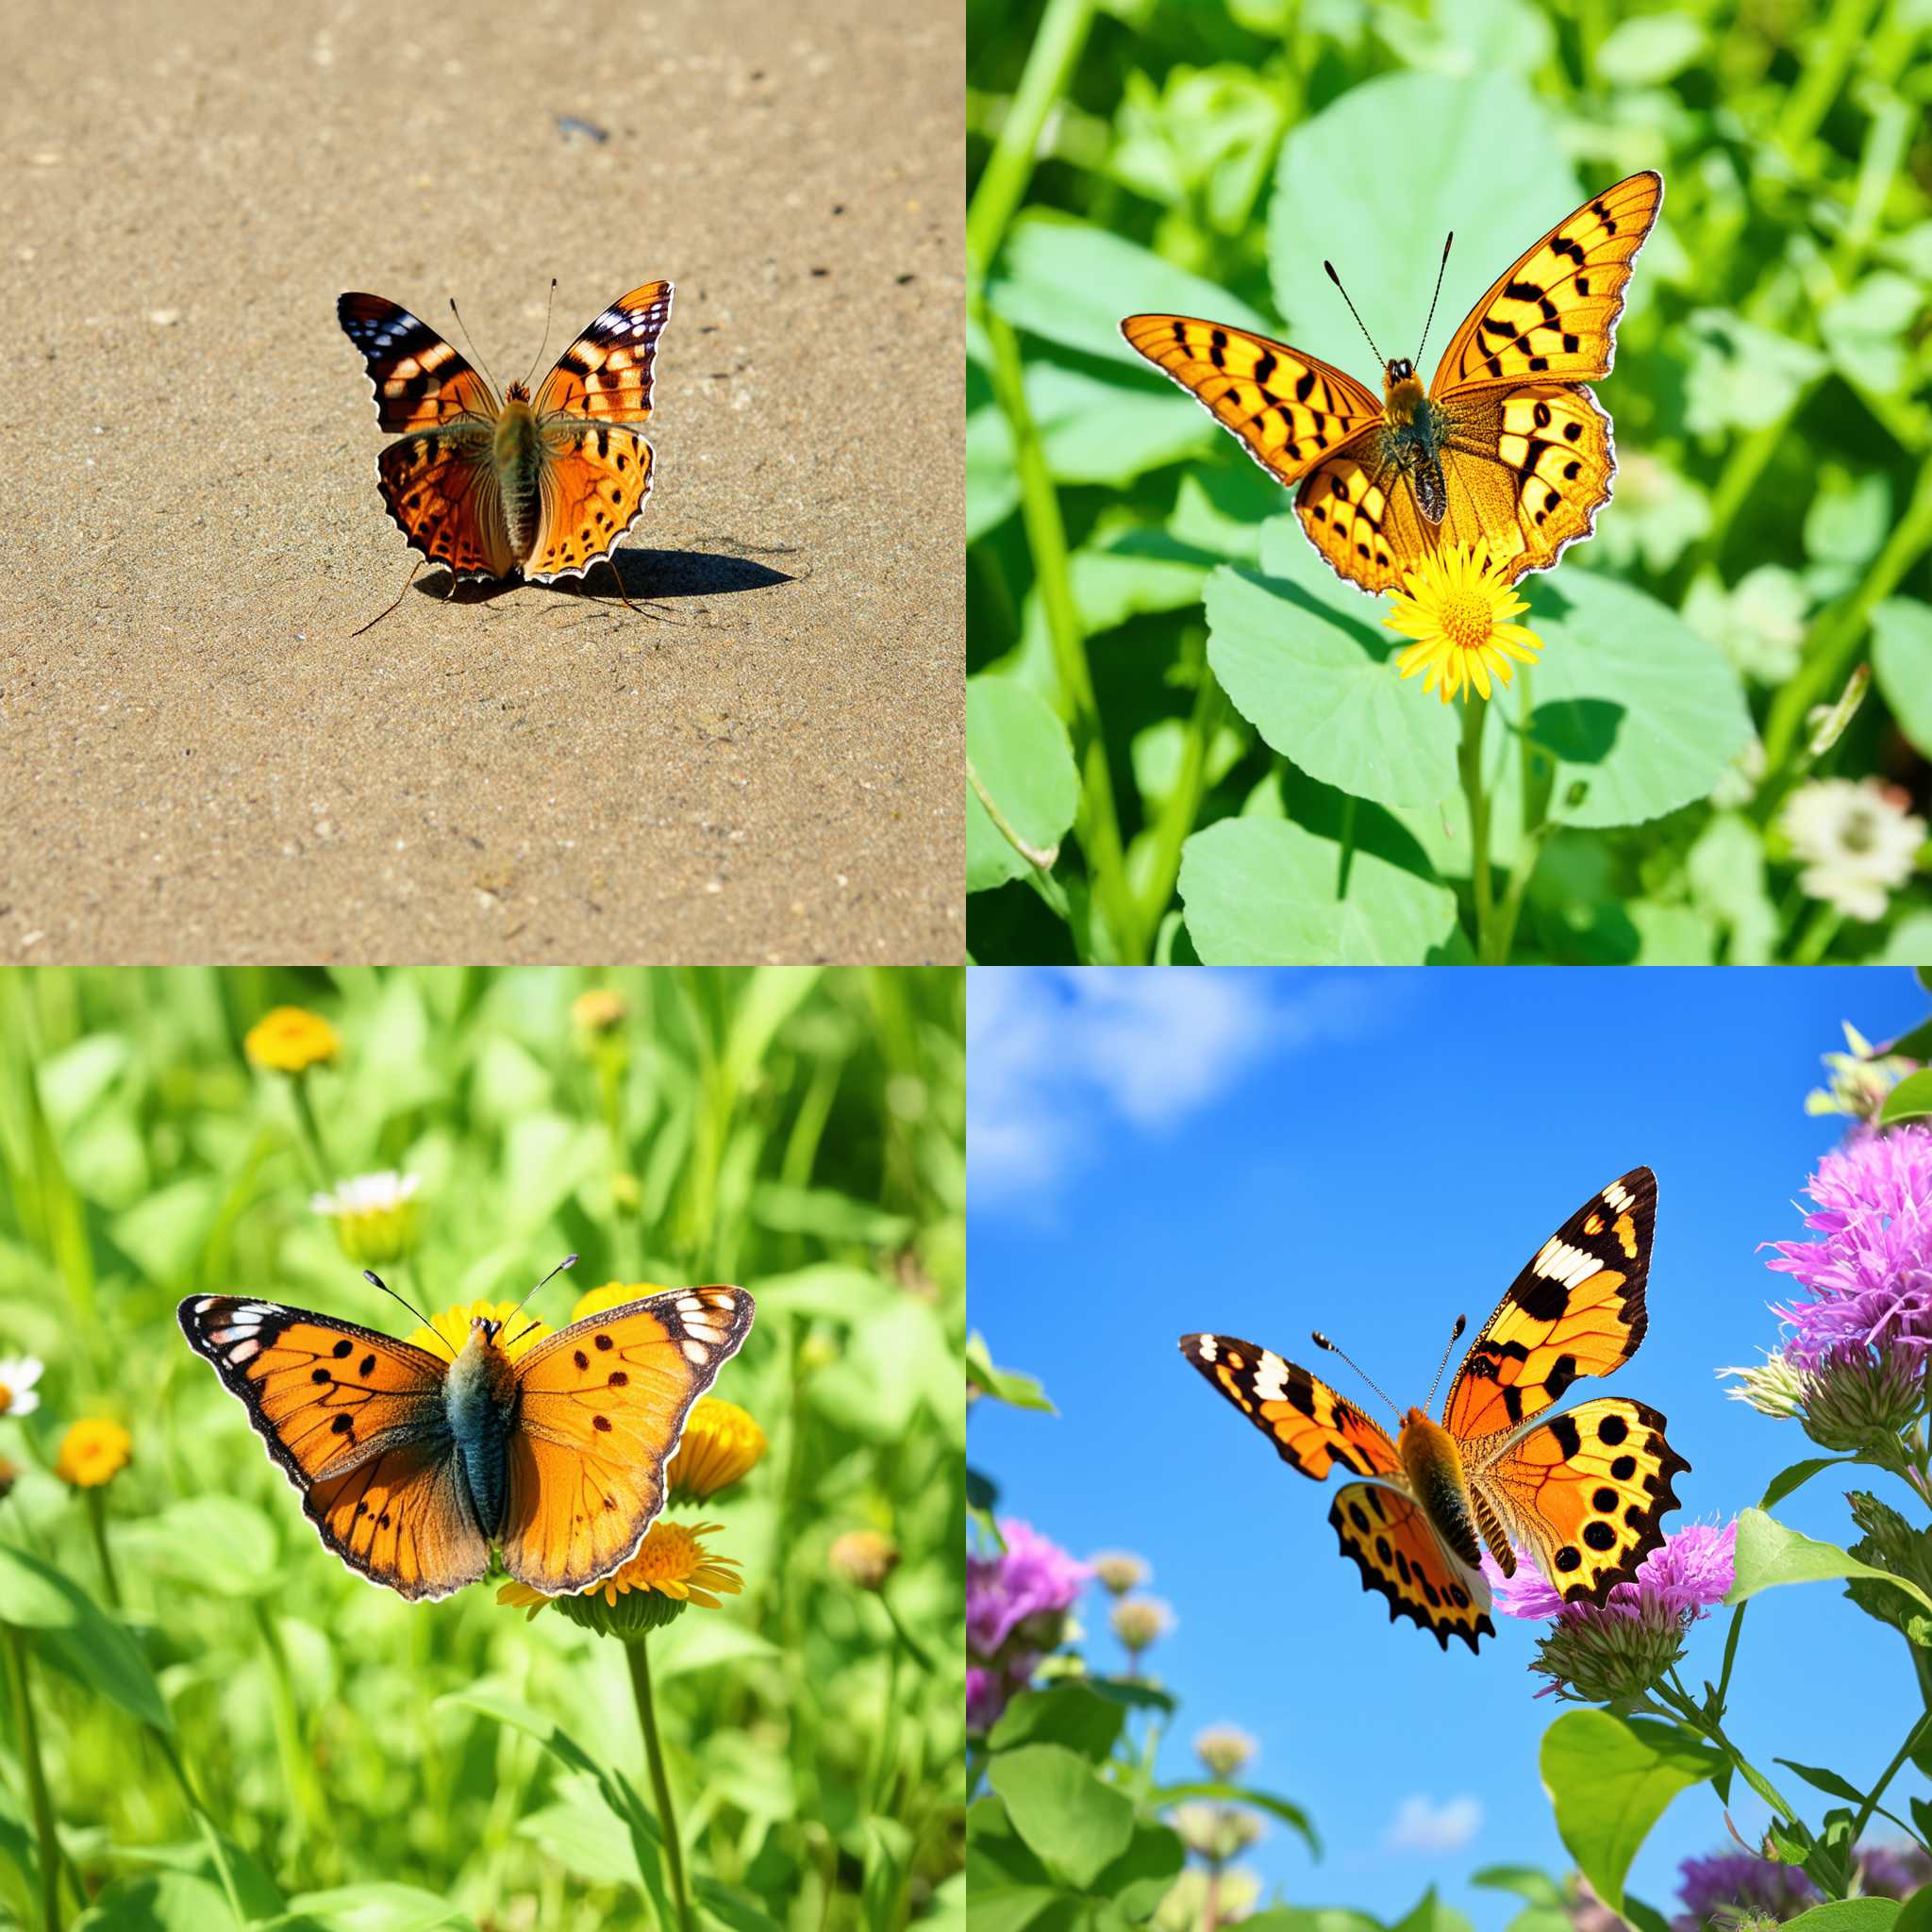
<box><xmin>1179</xmin><ymin>1168</ymin><xmax>1687</xmax><ymax>1652</ymax></box>
<box><xmin>1122</xmin><ymin>172</ymin><xmax>1663</xmax><ymax>594</ymax></box>
<box><xmin>179</xmin><ymin>1283</ymin><xmax>752</xmax><ymax>1602</ymax></box>
<box><xmin>336</xmin><ymin>282</ymin><xmax>673</xmax><ymax>594</ymax></box>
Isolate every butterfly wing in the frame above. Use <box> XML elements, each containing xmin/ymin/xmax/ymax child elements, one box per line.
<box><xmin>1441</xmin><ymin>1168</ymin><xmax>1657</xmax><ymax>1446</ymax></box>
<box><xmin>1121</xmin><ymin>315</ymin><xmax>1382</xmax><ymax>492</ymax></box>
<box><xmin>498</xmin><ymin>1286</ymin><xmax>754</xmax><ymax>1595</ymax></box>
<box><xmin>1178</xmin><ymin>1333</ymin><xmax>1402</xmax><ymax>1480</ymax></box>
<box><xmin>177</xmin><ymin>1296</ymin><xmax>487</xmax><ymax>1601</ymax></box>
<box><xmin>525</xmin><ymin>425</ymin><xmax>656</xmax><ymax>583</ymax></box>
<box><xmin>1329</xmin><ymin>1481</ymin><xmax>1494</xmax><ymax>1652</ymax></box>
<box><xmin>1473</xmin><ymin>1396</ymin><xmax>1689</xmax><ymax>1603</ymax></box>
<box><xmin>533</xmin><ymin>282</ymin><xmax>674</xmax><ymax>425</ymax></box>
<box><xmin>1292</xmin><ymin>442</ymin><xmax>1440</xmax><ymax>594</ymax></box>
<box><xmin>1429</xmin><ymin>173</ymin><xmax>1663</xmax><ymax>396</ymax></box>
<box><xmin>338</xmin><ymin>294</ymin><xmax>500</xmax><ymax>433</ymax></box>
<box><xmin>375</xmin><ymin>431</ymin><xmax>518</xmax><ymax>578</ymax></box>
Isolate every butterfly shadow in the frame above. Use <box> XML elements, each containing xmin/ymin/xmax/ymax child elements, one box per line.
<box><xmin>408</xmin><ymin>543</ymin><xmax>801</xmax><ymax>616</ymax></box>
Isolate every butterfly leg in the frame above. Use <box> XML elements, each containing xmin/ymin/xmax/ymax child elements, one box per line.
<box><xmin>603</xmin><ymin>555</ymin><xmax>641</xmax><ymax>613</ymax></box>
<box><xmin>351</xmin><ymin>558</ymin><xmax>424</xmax><ymax>639</ymax></box>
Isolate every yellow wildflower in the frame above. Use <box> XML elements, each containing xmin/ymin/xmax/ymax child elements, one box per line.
<box><xmin>498</xmin><ymin>1520</ymin><xmax>744</xmax><ymax>1628</ymax></box>
<box><xmin>1384</xmin><ymin>541</ymin><xmax>1542</xmax><ymax>704</ymax></box>
<box><xmin>667</xmin><ymin>1397</ymin><xmax>766</xmax><ymax>1504</ymax></box>
<box><xmin>244</xmin><ymin>1007</ymin><xmax>341</xmax><ymax>1073</ymax></box>
<box><xmin>57</xmin><ymin>1419</ymin><xmax>131</xmax><ymax>1489</ymax></box>
<box><xmin>571</xmin><ymin>1280</ymin><xmax>673</xmax><ymax>1323</ymax></box>
<box><xmin>572</xmin><ymin>989</ymin><xmax>629</xmax><ymax>1032</ymax></box>
<box><xmin>405</xmin><ymin>1300</ymin><xmax>551</xmax><ymax>1363</ymax></box>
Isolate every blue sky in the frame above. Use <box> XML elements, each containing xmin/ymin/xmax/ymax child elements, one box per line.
<box><xmin>968</xmin><ymin>967</ymin><xmax>1932</xmax><ymax>1929</ymax></box>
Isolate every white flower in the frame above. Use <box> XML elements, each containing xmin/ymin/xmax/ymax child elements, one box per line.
<box><xmin>309</xmin><ymin>1171</ymin><xmax>421</xmax><ymax>1217</ymax></box>
<box><xmin>0</xmin><ymin>1357</ymin><xmax>45</xmax><ymax>1418</ymax></box>
<box><xmin>1782</xmin><ymin>779</ymin><xmax>1926</xmax><ymax>921</ymax></box>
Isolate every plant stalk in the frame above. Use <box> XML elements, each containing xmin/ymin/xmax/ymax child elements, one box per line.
<box><xmin>4</xmin><ymin>1625</ymin><xmax>59</xmax><ymax>1932</ymax></box>
<box><xmin>626</xmin><ymin>1634</ymin><xmax>693</xmax><ymax>1932</ymax></box>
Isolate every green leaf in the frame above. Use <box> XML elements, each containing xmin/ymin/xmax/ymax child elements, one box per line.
<box><xmin>1727</xmin><ymin>1508</ymin><xmax>1932</xmax><ymax>1620</ymax></box>
<box><xmin>1774</xmin><ymin>1758</ymin><xmax>1866</xmax><ymax>1803</ymax></box>
<box><xmin>1089</xmin><ymin>1820</ymin><xmax>1186</xmax><ymax>1920</ymax></box>
<box><xmin>1894</xmin><ymin>1884</ymin><xmax>1932</xmax><ymax>1932</ymax></box>
<box><xmin>1782</xmin><ymin>1905</ymin><xmax>1902</xmax><ymax>1931</ymax></box>
<box><xmin>1180</xmin><ymin>816</ymin><xmax>1465</xmax><ymax>964</ymax></box>
<box><xmin>1760</xmin><ymin>1457</ymin><xmax>1856</xmax><ymax>1509</ymax></box>
<box><xmin>0</xmin><ymin>1543</ymin><xmax>170</xmax><ymax>1732</ymax></box>
<box><xmin>968</xmin><ymin>680</ymin><xmax>1078</xmax><ymax>893</ymax></box>
<box><xmin>1389</xmin><ymin>1891</ymin><xmax>1476</xmax><ymax>1932</ymax></box>
<box><xmin>989</xmin><ymin>1683</ymin><xmax>1126</xmax><ymax>1764</ymax></box>
<box><xmin>965</xmin><ymin>1794</ymin><xmax>1068</xmax><ymax>1932</ymax></box>
<box><xmin>1539</xmin><ymin>1709</ymin><xmax>1721</xmax><ymax>1911</ymax></box>
<box><xmin>966</xmin><ymin>1333</ymin><xmax>1056</xmax><ymax>1411</ymax></box>
<box><xmin>1086</xmin><ymin>1677</ymin><xmax>1178</xmax><ymax>1716</ymax></box>
<box><xmin>112</xmin><ymin>1838</ymin><xmax>285</xmax><ymax>1924</ymax></box>
<box><xmin>1595</xmin><ymin>12</ymin><xmax>1706</xmax><ymax>81</ymax></box>
<box><xmin>1241</xmin><ymin>1912</ymin><xmax>1381</xmax><ymax>1932</ymax></box>
<box><xmin>1821</xmin><ymin>273</ymin><xmax>1923</xmax><ymax>394</ymax></box>
<box><xmin>989</xmin><ymin>1745</ymin><xmax>1135</xmax><ymax>1891</ymax></box>
<box><xmin>1204</xmin><ymin>551</ymin><xmax>1460</xmax><ymax>812</ymax></box>
<box><xmin>1470</xmin><ymin>1868</ymin><xmax>1564</xmax><ymax>1908</ymax></box>
<box><xmin>75</xmin><ymin>1873</ymin><xmax>244</xmax><ymax>1932</ymax></box>
<box><xmin>112</xmin><ymin>1498</ymin><xmax>280</xmax><ymax>1598</ymax></box>
<box><xmin>1619</xmin><ymin>1896</ymin><xmax>1675</xmax><ymax>1932</ymax></box>
<box><xmin>1873</xmin><ymin>600</ymin><xmax>1932</xmax><ymax>760</ymax></box>
<box><xmin>109</xmin><ymin>1178</ymin><xmax>222</xmax><ymax>1285</ymax></box>
<box><xmin>280</xmin><ymin>1886</ymin><xmax>479</xmax><ymax>1931</ymax></box>
<box><xmin>1145</xmin><ymin>1780</ymin><xmax>1320</xmax><ymax>1857</ymax></box>
<box><xmin>1879</xmin><ymin>1071</ymin><xmax>1932</xmax><ymax>1129</ymax></box>
<box><xmin>695</xmin><ymin>1880</ymin><xmax>785</xmax><ymax>1932</ymax></box>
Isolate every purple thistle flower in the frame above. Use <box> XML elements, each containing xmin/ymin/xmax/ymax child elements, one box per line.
<box><xmin>1765</xmin><ymin>1124</ymin><xmax>1932</xmax><ymax>1369</ymax></box>
<box><xmin>967</xmin><ymin>1518</ymin><xmax>1091</xmax><ymax>1657</ymax></box>
<box><xmin>1482</xmin><ymin>1522</ymin><xmax>1735</xmax><ymax>1624</ymax></box>
<box><xmin>1855</xmin><ymin>1841</ymin><xmax>1932</xmax><ymax>1899</ymax></box>
<box><xmin>1674</xmin><ymin>1849</ymin><xmax>1817</xmax><ymax>1926</ymax></box>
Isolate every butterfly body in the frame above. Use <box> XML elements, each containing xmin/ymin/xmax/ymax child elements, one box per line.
<box><xmin>337</xmin><ymin>284</ymin><xmax>674</xmax><ymax>585</ymax></box>
<box><xmin>1122</xmin><ymin>172</ymin><xmax>1662</xmax><ymax>592</ymax></box>
<box><xmin>1179</xmin><ymin>1169</ymin><xmax>1687</xmax><ymax>1652</ymax></box>
<box><xmin>180</xmin><ymin>1284</ymin><xmax>752</xmax><ymax>1602</ymax></box>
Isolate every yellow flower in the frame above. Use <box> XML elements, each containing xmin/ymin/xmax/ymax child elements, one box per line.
<box><xmin>828</xmin><ymin>1528</ymin><xmax>900</xmax><ymax>1591</ymax></box>
<box><xmin>497</xmin><ymin>1520</ymin><xmax>744</xmax><ymax>1625</ymax></box>
<box><xmin>405</xmin><ymin>1300</ymin><xmax>552</xmax><ymax>1363</ymax></box>
<box><xmin>244</xmin><ymin>1006</ymin><xmax>341</xmax><ymax>1074</ymax></box>
<box><xmin>1384</xmin><ymin>541</ymin><xmax>1542</xmax><ymax>704</ymax></box>
<box><xmin>571</xmin><ymin>1280</ymin><xmax>673</xmax><ymax>1323</ymax></box>
<box><xmin>667</xmin><ymin>1397</ymin><xmax>766</xmax><ymax>1504</ymax></box>
<box><xmin>57</xmin><ymin>1419</ymin><xmax>131</xmax><ymax>1489</ymax></box>
<box><xmin>572</xmin><ymin>989</ymin><xmax>629</xmax><ymax>1032</ymax></box>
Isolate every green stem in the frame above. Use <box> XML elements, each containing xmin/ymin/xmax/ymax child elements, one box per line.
<box><xmin>964</xmin><ymin>0</ymin><xmax>1100</xmax><ymax>283</ymax></box>
<box><xmin>83</xmin><ymin>1490</ymin><xmax>120</xmax><ymax>1612</ymax></box>
<box><xmin>1713</xmin><ymin>1603</ymin><xmax>1747</xmax><ymax>1713</ymax></box>
<box><xmin>981</xmin><ymin>306</ymin><xmax>1140</xmax><ymax>959</ymax></box>
<box><xmin>1137</xmin><ymin>661</ymin><xmax>1225</xmax><ymax>937</ymax></box>
<box><xmin>1848</xmin><ymin>1708</ymin><xmax>1931</xmax><ymax>1850</ymax></box>
<box><xmin>250</xmin><ymin>1599</ymin><xmax>327</xmax><ymax>1849</ymax></box>
<box><xmin>5</xmin><ymin>1625</ymin><xmax>59</xmax><ymax>1932</ymax></box>
<box><xmin>287</xmin><ymin>1073</ymin><xmax>332</xmax><ymax>1190</ymax></box>
<box><xmin>874</xmin><ymin>1579</ymin><xmax>936</xmax><ymax>1675</ymax></box>
<box><xmin>626</xmin><ymin>1634</ymin><xmax>692</xmax><ymax>1932</ymax></box>
<box><xmin>1457</xmin><ymin>697</ymin><xmax>1494</xmax><ymax>959</ymax></box>
<box><xmin>1775</xmin><ymin>0</ymin><xmax>1884</xmax><ymax>155</ymax></box>
<box><xmin>151</xmin><ymin>1727</ymin><xmax>245</xmax><ymax>1929</ymax></box>
<box><xmin>1789</xmin><ymin>901</ymin><xmax>1843</xmax><ymax>966</ymax></box>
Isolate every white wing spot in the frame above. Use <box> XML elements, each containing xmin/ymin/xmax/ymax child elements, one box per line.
<box><xmin>1535</xmin><ymin>1238</ymin><xmax>1602</xmax><ymax>1290</ymax></box>
<box><xmin>680</xmin><ymin>1340</ymin><xmax>710</xmax><ymax>1364</ymax></box>
<box><xmin>1193</xmin><ymin>1334</ymin><xmax>1218</xmax><ymax>1362</ymax></box>
<box><xmin>1252</xmin><ymin>1351</ymin><xmax>1290</xmax><ymax>1401</ymax></box>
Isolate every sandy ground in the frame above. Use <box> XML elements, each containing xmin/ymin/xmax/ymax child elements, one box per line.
<box><xmin>3</xmin><ymin>0</ymin><xmax>961</xmax><ymax>963</ymax></box>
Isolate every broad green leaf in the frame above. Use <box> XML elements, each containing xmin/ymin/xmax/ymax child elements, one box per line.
<box><xmin>1027</xmin><ymin>358</ymin><xmax>1224</xmax><ymax>487</ymax></box>
<box><xmin>1205</xmin><ymin>549</ymin><xmax>1459</xmax><ymax>812</ymax></box>
<box><xmin>990</xmin><ymin>210</ymin><xmax>1274</xmax><ymax>367</ymax></box>
<box><xmin>1775</xmin><ymin>1758</ymin><xmax>1865</xmax><ymax>1803</ymax></box>
<box><xmin>1727</xmin><ymin>1508</ymin><xmax>1932</xmax><ymax>1619</ymax></box>
<box><xmin>0</xmin><ymin>1543</ymin><xmax>170</xmax><ymax>1732</ymax></box>
<box><xmin>1684</xmin><ymin>311</ymin><xmax>1826</xmax><ymax>435</ymax></box>
<box><xmin>989</xmin><ymin>1683</ymin><xmax>1126</xmax><ymax>1764</ymax></box>
<box><xmin>1873</xmin><ymin>599</ymin><xmax>1932</xmax><ymax>760</ymax></box>
<box><xmin>1596</xmin><ymin>12</ymin><xmax>1706</xmax><ymax>81</ymax></box>
<box><xmin>969</xmin><ymin>398</ymin><xmax>1021</xmax><ymax>541</ymax></box>
<box><xmin>1783</xmin><ymin>1905</ymin><xmax>1902</xmax><ymax>1931</ymax></box>
<box><xmin>966</xmin><ymin>1333</ymin><xmax>1055</xmax><ymax>1411</ymax></box>
<box><xmin>281</xmin><ymin>1886</ymin><xmax>479</xmax><ymax>1931</ymax></box>
<box><xmin>1270</xmin><ymin>73</ymin><xmax>1574</xmax><ymax>368</ymax></box>
<box><xmin>965</xmin><ymin>1794</ymin><xmax>1067</xmax><ymax>1932</ymax></box>
<box><xmin>968</xmin><ymin>680</ymin><xmax>1078</xmax><ymax>893</ymax></box>
<box><xmin>74</xmin><ymin>1873</ymin><xmax>242</xmax><ymax>1932</ymax></box>
<box><xmin>1540</xmin><ymin>1709</ymin><xmax>1720</xmax><ymax>1911</ymax></box>
<box><xmin>1145</xmin><ymin>1779</ymin><xmax>1320</xmax><ymax>1857</ymax></box>
<box><xmin>696</xmin><ymin>1880</ymin><xmax>785</xmax><ymax>1932</ymax></box>
<box><xmin>1180</xmin><ymin>816</ymin><xmax>1465</xmax><ymax>964</ymax></box>
<box><xmin>1760</xmin><ymin>1457</ymin><xmax>1856</xmax><ymax>1509</ymax></box>
<box><xmin>990</xmin><ymin>1744</ymin><xmax>1135</xmax><ymax>1891</ymax></box>
<box><xmin>1822</xmin><ymin>274</ymin><xmax>1922</xmax><ymax>394</ymax></box>
<box><xmin>112</xmin><ymin>1837</ymin><xmax>284</xmax><ymax>1924</ymax></box>
<box><xmin>1389</xmin><ymin>1890</ymin><xmax>1475</xmax><ymax>1932</ymax></box>
<box><xmin>1879</xmin><ymin>1071</ymin><xmax>1932</xmax><ymax>1129</ymax></box>
<box><xmin>36</xmin><ymin>1033</ymin><xmax>132</xmax><ymax>1131</ymax></box>
<box><xmin>109</xmin><ymin>1177</ymin><xmax>222</xmax><ymax>1285</ymax></box>
<box><xmin>1089</xmin><ymin>1819</ymin><xmax>1186</xmax><ymax>1919</ymax></box>
<box><xmin>1470</xmin><ymin>1868</ymin><xmax>1564</xmax><ymax>1908</ymax></box>
<box><xmin>1893</xmin><ymin>1886</ymin><xmax>1932</xmax><ymax>1932</ymax></box>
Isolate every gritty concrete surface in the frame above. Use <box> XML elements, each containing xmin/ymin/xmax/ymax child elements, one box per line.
<box><xmin>3</xmin><ymin>0</ymin><xmax>962</xmax><ymax>963</ymax></box>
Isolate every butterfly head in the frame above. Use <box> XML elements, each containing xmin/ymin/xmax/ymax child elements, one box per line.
<box><xmin>506</xmin><ymin>379</ymin><xmax>532</xmax><ymax>403</ymax></box>
<box><xmin>1382</xmin><ymin>358</ymin><xmax>1426</xmax><ymax>419</ymax></box>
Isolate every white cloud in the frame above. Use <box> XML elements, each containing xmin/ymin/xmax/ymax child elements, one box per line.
<box><xmin>1382</xmin><ymin>1793</ymin><xmax>1482</xmax><ymax>1856</ymax></box>
<box><xmin>967</xmin><ymin>968</ymin><xmax>1383</xmax><ymax>1206</ymax></box>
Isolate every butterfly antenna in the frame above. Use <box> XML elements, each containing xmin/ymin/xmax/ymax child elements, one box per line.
<box><xmin>1424</xmin><ymin>1313</ymin><xmax>1468</xmax><ymax>1416</ymax></box>
<box><xmin>1310</xmin><ymin>1330</ymin><xmax>1403</xmax><ymax>1425</ymax></box>
<box><xmin>362</xmin><ymin>1269</ymin><xmax>434</xmax><ymax>1332</ymax></box>
<box><xmin>1323</xmin><ymin>259</ymin><xmax>1384</xmax><ymax>365</ymax></box>
<box><xmin>446</xmin><ymin>296</ymin><xmax>503</xmax><ymax>401</ymax></box>
<box><xmin>1413</xmin><ymin>231</ymin><xmax>1455</xmax><ymax>370</ymax></box>
<box><xmin>521</xmin><ymin>277</ymin><xmax>559</xmax><ymax>391</ymax></box>
<box><xmin>500</xmin><ymin>1253</ymin><xmax>577</xmax><ymax>1349</ymax></box>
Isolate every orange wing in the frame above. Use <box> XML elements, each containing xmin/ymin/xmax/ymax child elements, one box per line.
<box><xmin>1441</xmin><ymin>1168</ymin><xmax>1657</xmax><ymax>1445</ymax></box>
<box><xmin>525</xmin><ymin>425</ymin><xmax>655</xmax><ymax>582</ymax></box>
<box><xmin>376</xmin><ymin>432</ymin><xmax>517</xmax><ymax>578</ymax></box>
<box><xmin>177</xmin><ymin>1295</ymin><xmax>487</xmax><ymax>1600</ymax></box>
<box><xmin>1431</xmin><ymin>173</ymin><xmax>1663</xmax><ymax>397</ymax></box>
<box><xmin>1178</xmin><ymin>1333</ymin><xmax>1402</xmax><ymax>1480</ymax></box>
<box><xmin>1329</xmin><ymin>1482</ymin><xmax>1494</xmax><ymax>1653</ymax></box>
<box><xmin>497</xmin><ymin>1286</ymin><xmax>755</xmax><ymax>1595</ymax></box>
<box><xmin>338</xmin><ymin>294</ymin><xmax>499</xmax><ymax>433</ymax></box>
<box><xmin>534</xmin><ymin>282</ymin><xmax>674</xmax><ymax>424</ymax></box>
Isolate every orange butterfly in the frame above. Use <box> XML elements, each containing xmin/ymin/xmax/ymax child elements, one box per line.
<box><xmin>1180</xmin><ymin>1168</ymin><xmax>1687</xmax><ymax>1651</ymax></box>
<box><xmin>336</xmin><ymin>282</ymin><xmax>672</xmax><ymax>609</ymax></box>
<box><xmin>179</xmin><ymin>1279</ymin><xmax>752</xmax><ymax>1602</ymax></box>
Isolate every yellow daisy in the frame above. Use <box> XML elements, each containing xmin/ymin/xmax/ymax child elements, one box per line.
<box><xmin>572</xmin><ymin>989</ymin><xmax>628</xmax><ymax>1032</ymax></box>
<box><xmin>406</xmin><ymin>1299</ymin><xmax>552</xmax><ymax>1363</ymax></box>
<box><xmin>56</xmin><ymin>1419</ymin><xmax>131</xmax><ymax>1489</ymax></box>
<box><xmin>497</xmin><ymin>1520</ymin><xmax>744</xmax><ymax>1623</ymax></box>
<box><xmin>243</xmin><ymin>1006</ymin><xmax>341</xmax><ymax>1074</ymax></box>
<box><xmin>667</xmin><ymin>1397</ymin><xmax>766</xmax><ymax>1504</ymax></box>
<box><xmin>571</xmin><ymin>1280</ymin><xmax>672</xmax><ymax>1323</ymax></box>
<box><xmin>1384</xmin><ymin>541</ymin><xmax>1542</xmax><ymax>704</ymax></box>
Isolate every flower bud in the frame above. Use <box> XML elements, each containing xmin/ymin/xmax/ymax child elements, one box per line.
<box><xmin>828</xmin><ymin>1529</ymin><xmax>900</xmax><ymax>1591</ymax></box>
<box><xmin>1192</xmin><ymin>1724</ymin><xmax>1258</xmax><ymax>1780</ymax></box>
<box><xmin>1089</xmin><ymin>1550</ymin><xmax>1149</xmax><ymax>1596</ymax></box>
<box><xmin>1529</xmin><ymin>1597</ymin><xmax>1687</xmax><ymax>1704</ymax></box>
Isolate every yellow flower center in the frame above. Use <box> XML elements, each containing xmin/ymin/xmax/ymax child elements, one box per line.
<box><xmin>626</xmin><ymin>1520</ymin><xmax>705</xmax><ymax>1588</ymax></box>
<box><xmin>0</xmin><ymin>1386</ymin><xmax>14</xmax><ymax>1415</ymax></box>
<box><xmin>1438</xmin><ymin>587</ymin><xmax>1496</xmax><ymax>654</ymax></box>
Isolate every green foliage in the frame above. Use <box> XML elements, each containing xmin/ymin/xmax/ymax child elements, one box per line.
<box><xmin>969</xmin><ymin>0</ymin><xmax>1932</xmax><ymax>964</ymax></box>
<box><xmin>0</xmin><ymin>966</ymin><xmax>964</xmax><ymax>1930</ymax></box>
